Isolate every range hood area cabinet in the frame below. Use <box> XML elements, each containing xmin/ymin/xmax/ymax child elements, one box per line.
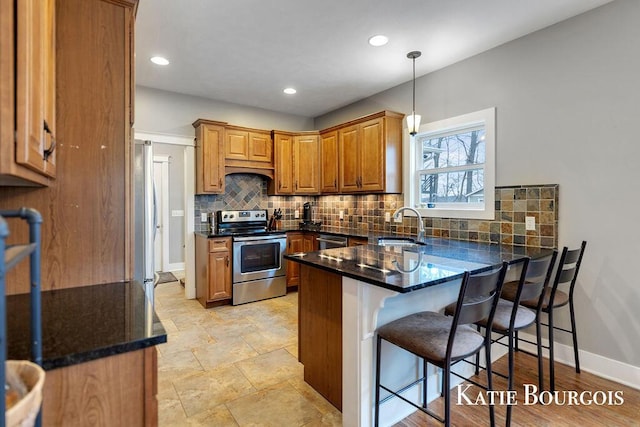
<box><xmin>268</xmin><ymin>131</ymin><xmax>320</xmax><ymax>195</ymax></box>
<box><xmin>193</xmin><ymin>120</ymin><xmax>276</xmax><ymax>195</ymax></box>
<box><xmin>1</xmin><ymin>0</ymin><xmax>57</xmax><ymax>186</ymax></box>
<box><xmin>333</xmin><ymin>111</ymin><xmax>404</xmax><ymax>193</ymax></box>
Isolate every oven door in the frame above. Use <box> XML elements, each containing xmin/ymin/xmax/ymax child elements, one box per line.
<box><xmin>232</xmin><ymin>235</ymin><xmax>287</xmax><ymax>283</ymax></box>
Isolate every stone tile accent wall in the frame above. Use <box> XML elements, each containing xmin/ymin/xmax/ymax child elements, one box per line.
<box><xmin>195</xmin><ymin>176</ymin><xmax>558</xmax><ymax>249</ymax></box>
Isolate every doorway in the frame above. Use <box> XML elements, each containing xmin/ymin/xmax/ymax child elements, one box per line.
<box><xmin>154</xmin><ymin>155</ymin><xmax>170</xmax><ymax>272</ymax></box>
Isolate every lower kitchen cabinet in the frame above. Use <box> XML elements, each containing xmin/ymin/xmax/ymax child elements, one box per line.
<box><xmin>286</xmin><ymin>232</ymin><xmax>304</xmax><ymax>289</ymax></box>
<box><xmin>195</xmin><ymin>234</ymin><xmax>232</xmax><ymax>307</ymax></box>
<box><xmin>286</xmin><ymin>231</ymin><xmax>318</xmax><ymax>289</ymax></box>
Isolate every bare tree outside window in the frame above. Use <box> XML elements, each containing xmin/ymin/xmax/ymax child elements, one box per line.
<box><xmin>418</xmin><ymin>127</ymin><xmax>486</xmax><ymax>206</ymax></box>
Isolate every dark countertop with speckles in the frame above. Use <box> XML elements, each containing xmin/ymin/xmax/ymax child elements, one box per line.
<box><xmin>7</xmin><ymin>281</ymin><xmax>167</xmax><ymax>370</ymax></box>
<box><xmin>285</xmin><ymin>237</ymin><xmax>553</xmax><ymax>293</ymax></box>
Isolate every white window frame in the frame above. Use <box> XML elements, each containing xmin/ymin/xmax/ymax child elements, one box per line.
<box><xmin>402</xmin><ymin>107</ymin><xmax>496</xmax><ymax>220</ymax></box>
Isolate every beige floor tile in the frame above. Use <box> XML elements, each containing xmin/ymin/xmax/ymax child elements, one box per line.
<box><xmin>192</xmin><ymin>337</ymin><xmax>259</xmax><ymax>370</ymax></box>
<box><xmin>158</xmin><ymin>397</ymin><xmax>188</xmax><ymax>426</ymax></box>
<box><xmin>226</xmin><ymin>382</ymin><xmax>322</xmax><ymax>427</ymax></box>
<box><xmin>158</xmin><ymin>349</ymin><xmax>204</xmax><ymax>376</ymax></box>
<box><xmin>158</xmin><ymin>326</ymin><xmax>215</xmax><ymax>357</ymax></box>
<box><xmin>235</xmin><ymin>348</ymin><xmax>304</xmax><ymax>390</ymax></box>
<box><xmin>185</xmin><ymin>404</ymin><xmax>239</xmax><ymax>427</ymax></box>
<box><xmin>287</xmin><ymin>377</ymin><xmax>342</xmax><ymax>419</ymax></box>
<box><xmin>241</xmin><ymin>326</ymin><xmax>297</xmax><ymax>355</ymax></box>
<box><xmin>172</xmin><ymin>365</ymin><xmax>256</xmax><ymax>417</ymax></box>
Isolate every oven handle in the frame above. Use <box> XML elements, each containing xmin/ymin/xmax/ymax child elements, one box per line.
<box><xmin>233</xmin><ymin>234</ymin><xmax>286</xmax><ymax>242</ymax></box>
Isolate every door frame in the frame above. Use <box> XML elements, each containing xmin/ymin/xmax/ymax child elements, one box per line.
<box><xmin>154</xmin><ymin>155</ymin><xmax>170</xmax><ymax>272</ymax></box>
<box><xmin>135</xmin><ymin>130</ymin><xmax>196</xmax><ymax>299</ymax></box>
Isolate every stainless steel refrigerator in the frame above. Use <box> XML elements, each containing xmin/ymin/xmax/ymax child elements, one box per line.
<box><xmin>133</xmin><ymin>139</ymin><xmax>157</xmax><ymax>304</ymax></box>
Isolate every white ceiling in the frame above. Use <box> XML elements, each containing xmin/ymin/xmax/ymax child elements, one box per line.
<box><xmin>135</xmin><ymin>0</ymin><xmax>613</xmax><ymax>118</ymax></box>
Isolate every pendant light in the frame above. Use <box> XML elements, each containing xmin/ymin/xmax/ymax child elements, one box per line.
<box><xmin>407</xmin><ymin>51</ymin><xmax>421</xmax><ymax>136</ymax></box>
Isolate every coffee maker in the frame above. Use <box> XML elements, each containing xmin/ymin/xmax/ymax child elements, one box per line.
<box><xmin>303</xmin><ymin>202</ymin><xmax>312</xmax><ymax>223</ymax></box>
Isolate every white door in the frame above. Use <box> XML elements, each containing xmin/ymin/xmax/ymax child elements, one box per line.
<box><xmin>154</xmin><ymin>156</ymin><xmax>170</xmax><ymax>272</ymax></box>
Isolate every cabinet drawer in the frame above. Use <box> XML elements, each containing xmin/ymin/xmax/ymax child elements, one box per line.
<box><xmin>209</xmin><ymin>238</ymin><xmax>231</xmax><ymax>252</ymax></box>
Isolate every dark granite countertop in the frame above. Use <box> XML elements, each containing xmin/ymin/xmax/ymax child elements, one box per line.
<box><xmin>284</xmin><ymin>237</ymin><xmax>553</xmax><ymax>293</ymax></box>
<box><xmin>7</xmin><ymin>281</ymin><xmax>167</xmax><ymax>370</ymax></box>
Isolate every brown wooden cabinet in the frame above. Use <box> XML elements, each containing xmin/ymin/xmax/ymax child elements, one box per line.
<box><xmin>0</xmin><ymin>0</ymin><xmax>56</xmax><ymax>186</ymax></box>
<box><xmin>303</xmin><ymin>233</ymin><xmax>318</xmax><ymax>252</ymax></box>
<box><xmin>334</xmin><ymin>111</ymin><xmax>403</xmax><ymax>194</ymax></box>
<box><xmin>193</xmin><ymin>120</ymin><xmax>225</xmax><ymax>194</ymax></box>
<box><xmin>196</xmin><ymin>235</ymin><xmax>232</xmax><ymax>307</ymax></box>
<box><xmin>269</xmin><ymin>132</ymin><xmax>294</xmax><ymax>195</ymax></box>
<box><xmin>320</xmin><ymin>130</ymin><xmax>339</xmax><ymax>193</ymax></box>
<box><xmin>269</xmin><ymin>131</ymin><xmax>320</xmax><ymax>195</ymax></box>
<box><xmin>293</xmin><ymin>133</ymin><xmax>320</xmax><ymax>194</ymax></box>
<box><xmin>285</xmin><ymin>232</ymin><xmax>304</xmax><ymax>288</ymax></box>
<box><xmin>224</xmin><ymin>127</ymin><xmax>272</xmax><ymax>165</ymax></box>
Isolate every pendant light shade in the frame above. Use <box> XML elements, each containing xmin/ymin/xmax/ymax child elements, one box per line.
<box><xmin>407</xmin><ymin>50</ymin><xmax>421</xmax><ymax>136</ymax></box>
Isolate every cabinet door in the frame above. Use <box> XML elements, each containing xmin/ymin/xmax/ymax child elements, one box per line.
<box><xmin>225</xmin><ymin>129</ymin><xmax>249</xmax><ymax>160</ymax></box>
<box><xmin>286</xmin><ymin>232</ymin><xmax>304</xmax><ymax>288</ymax></box>
<box><xmin>273</xmin><ymin>133</ymin><xmax>293</xmax><ymax>194</ymax></box>
<box><xmin>359</xmin><ymin>118</ymin><xmax>385</xmax><ymax>192</ymax></box>
<box><xmin>196</xmin><ymin>123</ymin><xmax>225</xmax><ymax>194</ymax></box>
<box><xmin>338</xmin><ymin>125</ymin><xmax>359</xmax><ymax>192</ymax></box>
<box><xmin>320</xmin><ymin>131</ymin><xmax>338</xmax><ymax>193</ymax></box>
<box><xmin>248</xmin><ymin>132</ymin><xmax>272</xmax><ymax>163</ymax></box>
<box><xmin>15</xmin><ymin>0</ymin><xmax>56</xmax><ymax>177</ymax></box>
<box><xmin>303</xmin><ymin>233</ymin><xmax>317</xmax><ymax>252</ymax></box>
<box><xmin>208</xmin><ymin>249</ymin><xmax>231</xmax><ymax>301</ymax></box>
<box><xmin>293</xmin><ymin>134</ymin><xmax>319</xmax><ymax>194</ymax></box>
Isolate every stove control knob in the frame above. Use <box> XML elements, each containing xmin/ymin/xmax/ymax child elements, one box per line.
<box><xmin>223</xmin><ymin>214</ymin><xmax>228</xmax><ymax>219</ymax></box>
<box><xmin>260</xmin><ymin>213</ymin><xmax>265</xmax><ymax>217</ymax></box>
<box><xmin>229</xmin><ymin>214</ymin><xmax>234</xmax><ymax>219</ymax></box>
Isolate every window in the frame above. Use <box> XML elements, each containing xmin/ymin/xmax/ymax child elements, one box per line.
<box><xmin>403</xmin><ymin>108</ymin><xmax>496</xmax><ymax>220</ymax></box>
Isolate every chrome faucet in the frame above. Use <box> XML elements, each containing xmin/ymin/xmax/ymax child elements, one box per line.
<box><xmin>392</xmin><ymin>207</ymin><xmax>425</xmax><ymax>241</ymax></box>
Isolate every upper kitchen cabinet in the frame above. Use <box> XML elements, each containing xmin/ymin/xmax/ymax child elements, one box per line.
<box><xmin>224</xmin><ymin>126</ymin><xmax>274</xmax><ymax>177</ymax></box>
<box><xmin>333</xmin><ymin>111</ymin><xmax>404</xmax><ymax>194</ymax></box>
<box><xmin>268</xmin><ymin>131</ymin><xmax>319</xmax><ymax>195</ymax></box>
<box><xmin>268</xmin><ymin>132</ymin><xmax>294</xmax><ymax>195</ymax></box>
<box><xmin>293</xmin><ymin>133</ymin><xmax>320</xmax><ymax>194</ymax></box>
<box><xmin>0</xmin><ymin>0</ymin><xmax>56</xmax><ymax>186</ymax></box>
<box><xmin>320</xmin><ymin>130</ymin><xmax>338</xmax><ymax>193</ymax></box>
<box><xmin>193</xmin><ymin>119</ymin><xmax>225</xmax><ymax>194</ymax></box>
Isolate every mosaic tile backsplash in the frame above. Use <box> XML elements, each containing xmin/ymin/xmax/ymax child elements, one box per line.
<box><xmin>195</xmin><ymin>175</ymin><xmax>558</xmax><ymax>249</ymax></box>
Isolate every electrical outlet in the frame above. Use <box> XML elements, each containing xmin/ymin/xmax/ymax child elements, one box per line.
<box><xmin>200</xmin><ymin>213</ymin><xmax>208</xmax><ymax>222</ymax></box>
<box><xmin>339</xmin><ymin>210</ymin><xmax>344</xmax><ymax>220</ymax></box>
<box><xmin>294</xmin><ymin>209</ymin><xmax>300</xmax><ymax>219</ymax></box>
<box><xmin>394</xmin><ymin>213</ymin><xmax>403</xmax><ymax>223</ymax></box>
<box><xmin>385</xmin><ymin>212</ymin><xmax>391</xmax><ymax>222</ymax></box>
<box><xmin>525</xmin><ymin>216</ymin><xmax>536</xmax><ymax>231</ymax></box>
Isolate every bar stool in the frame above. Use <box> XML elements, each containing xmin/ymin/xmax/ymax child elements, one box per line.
<box><xmin>504</xmin><ymin>242</ymin><xmax>586</xmax><ymax>392</ymax></box>
<box><xmin>374</xmin><ymin>264</ymin><xmax>508</xmax><ymax>427</ymax></box>
<box><xmin>475</xmin><ymin>252</ymin><xmax>557</xmax><ymax>425</ymax></box>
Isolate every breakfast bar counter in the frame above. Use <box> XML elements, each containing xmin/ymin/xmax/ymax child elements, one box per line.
<box><xmin>285</xmin><ymin>238</ymin><xmax>552</xmax><ymax>427</ymax></box>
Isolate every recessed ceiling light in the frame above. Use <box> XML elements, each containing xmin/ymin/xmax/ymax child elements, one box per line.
<box><xmin>150</xmin><ymin>56</ymin><xmax>170</xmax><ymax>66</ymax></box>
<box><xmin>283</xmin><ymin>88</ymin><xmax>297</xmax><ymax>95</ymax></box>
<box><xmin>368</xmin><ymin>35</ymin><xmax>389</xmax><ymax>47</ymax></box>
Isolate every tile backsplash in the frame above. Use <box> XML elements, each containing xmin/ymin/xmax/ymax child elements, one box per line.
<box><xmin>195</xmin><ymin>175</ymin><xmax>558</xmax><ymax>249</ymax></box>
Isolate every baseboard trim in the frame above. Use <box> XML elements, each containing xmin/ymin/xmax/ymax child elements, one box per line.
<box><xmin>517</xmin><ymin>331</ymin><xmax>640</xmax><ymax>391</ymax></box>
<box><xmin>167</xmin><ymin>262</ymin><xmax>185</xmax><ymax>272</ymax></box>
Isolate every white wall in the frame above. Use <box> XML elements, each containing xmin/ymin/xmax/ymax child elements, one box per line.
<box><xmin>316</xmin><ymin>0</ymin><xmax>640</xmax><ymax>369</ymax></box>
<box><xmin>135</xmin><ymin>86</ymin><xmax>314</xmax><ymax>136</ymax></box>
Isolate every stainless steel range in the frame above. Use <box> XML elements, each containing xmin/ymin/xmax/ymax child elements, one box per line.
<box><xmin>216</xmin><ymin>209</ymin><xmax>287</xmax><ymax>305</ymax></box>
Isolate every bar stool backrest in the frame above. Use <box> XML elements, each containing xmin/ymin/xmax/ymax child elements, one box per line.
<box><xmin>549</xmin><ymin>241</ymin><xmax>587</xmax><ymax>307</ymax></box>
<box><xmin>452</xmin><ymin>263</ymin><xmax>508</xmax><ymax>328</ymax></box>
<box><xmin>520</xmin><ymin>252</ymin><xmax>558</xmax><ymax>311</ymax></box>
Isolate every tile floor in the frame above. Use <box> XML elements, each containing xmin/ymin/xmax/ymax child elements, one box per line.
<box><xmin>154</xmin><ymin>279</ymin><xmax>342</xmax><ymax>426</ymax></box>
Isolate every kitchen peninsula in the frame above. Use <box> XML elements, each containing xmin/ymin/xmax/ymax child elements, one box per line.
<box><xmin>285</xmin><ymin>238</ymin><xmax>552</xmax><ymax>427</ymax></box>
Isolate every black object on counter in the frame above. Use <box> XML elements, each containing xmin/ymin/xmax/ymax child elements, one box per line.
<box><xmin>303</xmin><ymin>202</ymin><xmax>312</xmax><ymax>223</ymax></box>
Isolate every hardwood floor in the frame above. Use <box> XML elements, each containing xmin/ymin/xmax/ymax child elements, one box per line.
<box><xmin>393</xmin><ymin>352</ymin><xmax>640</xmax><ymax>426</ymax></box>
